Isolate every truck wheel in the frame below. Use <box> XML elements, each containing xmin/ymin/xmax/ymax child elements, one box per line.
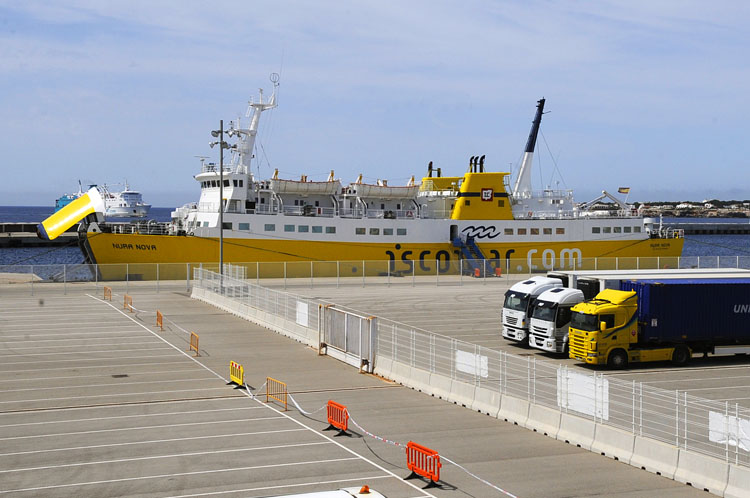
<box><xmin>671</xmin><ymin>346</ymin><xmax>690</xmax><ymax>366</ymax></box>
<box><xmin>607</xmin><ymin>349</ymin><xmax>628</xmax><ymax>369</ymax></box>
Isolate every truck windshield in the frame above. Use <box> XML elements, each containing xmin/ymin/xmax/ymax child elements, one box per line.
<box><xmin>570</xmin><ymin>311</ymin><xmax>599</xmax><ymax>331</ymax></box>
<box><xmin>504</xmin><ymin>292</ymin><xmax>529</xmax><ymax>312</ymax></box>
<box><xmin>532</xmin><ymin>300</ymin><xmax>557</xmax><ymax>321</ymax></box>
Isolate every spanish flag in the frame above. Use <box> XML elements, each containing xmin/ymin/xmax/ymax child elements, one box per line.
<box><xmin>618</xmin><ymin>187</ymin><xmax>630</xmax><ymax>194</ymax></box>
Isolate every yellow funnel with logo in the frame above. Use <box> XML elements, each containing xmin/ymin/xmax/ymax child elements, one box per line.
<box><xmin>37</xmin><ymin>187</ymin><xmax>106</xmax><ymax>240</ymax></box>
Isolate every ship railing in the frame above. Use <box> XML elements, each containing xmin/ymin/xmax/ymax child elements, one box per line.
<box><xmin>365</xmin><ymin>209</ymin><xmax>418</xmax><ymax>220</ymax></box>
<box><xmin>103</xmin><ymin>222</ymin><xmax>171</xmax><ymax>235</ymax></box>
<box><xmin>201</xmin><ymin>163</ymin><xmax>232</xmax><ymax>174</ymax></box>
<box><xmin>281</xmin><ymin>205</ymin><xmax>336</xmax><ymax>218</ymax></box>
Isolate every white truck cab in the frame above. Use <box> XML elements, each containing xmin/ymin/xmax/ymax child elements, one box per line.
<box><xmin>502</xmin><ymin>276</ymin><xmax>563</xmax><ymax>343</ymax></box>
<box><xmin>529</xmin><ymin>287</ymin><xmax>585</xmax><ymax>353</ymax></box>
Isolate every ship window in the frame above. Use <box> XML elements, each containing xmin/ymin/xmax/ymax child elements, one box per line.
<box><xmin>518</xmin><ymin>228</ymin><xmax>527</xmax><ymax>235</ymax></box>
<box><xmin>556</xmin><ymin>228</ymin><xmax>565</xmax><ymax>235</ymax></box>
<box><xmin>592</xmin><ymin>227</ymin><xmax>600</xmax><ymax>234</ymax></box>
<box><xmin>224</xmin><ymin>180</ymin><xmax>230</xmax><ymax>187</ymax></box>
<box><xmin>326</xmin><ymin>226</ymin><xmax>336</xmax><ymax>234</ymax></box>
<box><xmin>603</xmin><ymin>227</ymin><xmax>612</xmax><ymax>233</ymax></box>
<box><xmin>312</xmin><ymin>226</ymin><xmax>322</xmax><ymax>233</ymax></box>
<box><xmin>504</xmin><ymin>228</ymin><xmax>513</xmax><ymax>235</ymax></box>
<box><xmin>260</xmin><ymin>197</ymin><xmax>265</xmax><ymax>204</ymax></box>
<box><xmin>397</xmin><ymin>203</ymin><xmax>401</xmax><ymax>210</ymax></box>
<box><xmin>315</xmin><ymin>200</ymin><xmax>319</xmax><ymax>206</ymax></box>
<box><xmin>294</xmin><ymin>200</ymin><xmax>299</xmax><ymax>206</ymax></box>
<box><xmin>222</xmin><ymin>222</ymin><xmax>232</xmax><ymax>230</ymax></box>
<box><xmin>370</xmin><ymin>228</ymin><xmax>380</xmax><ymax>235</ymax></box>
<box><xmin>397</xmin><ymin>228</ymin><xmax>407</xmax><ymax>236</ymax></box>
<box><xmin>211</xmin><ymin>181</ymin><xmax>217</xmax><ymax>187</ymax></box>
<box><xmin>634</xmin><ymin>226</ymin><xmax>641</xmax><ymax>233</ymax></box>
<box><xmin>543</xmin><ymin>228</ymin><xmax>552</xmax><ymax>235</ymax></box>
<box><xmin>530</xmin><ymin>228</ymin><xmax>539</xmax><ymax>235</ymax></box>
<box><xmin>203</xmin><ymin>221</ymin><xmax>209</xmax><ymax>227</ymax></box>
<box><xmin>239</xmin><ymin>180</ymin><xmax>243</xmax><ymax>187</ymax></box>
<box><xmin>383</xmin><ymin>228</ymin><xmax>393</xmax><ymax>235</ymax></box>
<box><xmin>298</xmin><ymin>225</ymin><xmax>309</xmax><ymax>232</ymax></box>
<box><xmin>465</xmin><ymin>200</ymin><xmax>471</xmax><ymax>206</ymax></box>
<box><xmin>355</xmin><ymin>227</ymin><xmax>366</xmax><ymax>235</ymax></box>
<box><xmin>624</xmin><ymin>226</ymin><xmax>632</xmax><ymax>233</ymax></box>
<box><xmin>239</xmin><ymin>223</ymin><xmax>249</xmax><ymax>231</ymax></box>
<box><xmin>284</xmin><ymin>225</ymin><xmax>295</xmax><ymax>232</ymax></box>
<box><xmin>233</xmin><ymin>180</ymin><xmax>238</xmax><ymax>187</ymax></box>
<box><xmin>381</xmin><ymin>203</ymin><xmax>385</xmax><ymax>210</ymax></box>
<box><xmin>264</xmin><ymin>224</ymin><xmax>275</xmax><ymax>231</ymax></box>
<box><xmin>614</xmin><ymin>226</ymin><xmax>622</xmax><ymax>233</ymax></box>
<box><xmin>498</xmin><ymin>200</ymin><xmax>505</xmax><ymax>207</ymax></box>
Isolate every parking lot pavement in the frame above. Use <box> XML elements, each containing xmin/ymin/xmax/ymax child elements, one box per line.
<box><xmin>0</xmin><ymin>291</ymin><xmax>706</xmax><ymax>497</ymax></box>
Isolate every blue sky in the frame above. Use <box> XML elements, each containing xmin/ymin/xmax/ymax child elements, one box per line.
<box><xmin>1</xmin><ymin>1</ymin><xmax>748</xmax><ymax>207</ymax></box>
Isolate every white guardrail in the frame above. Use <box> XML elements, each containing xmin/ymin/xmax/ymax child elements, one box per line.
<box><xmin>190</xmin><ymin>267</ymin><xmax>750</xmax><ymax>497</ymax></box>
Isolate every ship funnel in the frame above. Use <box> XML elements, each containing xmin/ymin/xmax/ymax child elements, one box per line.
<box><xmin>468</xmin><ymin>156</ymin><xmax>475</xmax><ymax>173</ymax></box>
<box><xmin>479</xmin><ymin>154</ymin><xmax>485</xmax><ymax>172</ymax></box>
<box><xmin>427</xmin><ymin>161</ymin><xmax>433</xmax><ymax>177</ymax></box>
<box><xmin>37</xmin><ymin>187</ymin><xmax>105</xmax><ymax>241</ymax></box>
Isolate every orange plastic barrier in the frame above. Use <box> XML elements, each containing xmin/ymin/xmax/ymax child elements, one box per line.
<box><xmin>156</xmin><ymin>310</ymin><xmax>163</xmax><ymax>331</ymax></box>
<box><xmin>406</xmin><ymin>441</ymin><xmax>441</xmax><ymax>484</ymax></box>
<box><xmin>326</xmin><ymin>400</ymin><xmax>349</xmax><ymax>433</ymax></box>
<box><xmin>188</xmin><ymin>332</ymin><xmax>200</xmax><ymax>356</ymax></box>
<box><xmin>473</xmin><ymin>268</ymin><xmax>481</xmax><ymax>278</ymax></box>
<box><xmin>123</xmin><ymin>294</ymin><xmax>133</xmax><ymax>312</ymax></box>
<box><xmin>266</xmin><ymin>377</ymin><xmax>288</xmax><ymax>411</ymax></box>
<box><xmin>494</xmin><ymin>267</ymin><xmax>503</xmax><ymax>277</ymax></box>
<box><xmin>229</xmin><ymin>361</ymin><xmax>244</xmax><ymax>386</ymax></box>
<box><xmin>103</xmin><ymin>286</ymin><xmax>112</xmax><ymax>301</ymax></box>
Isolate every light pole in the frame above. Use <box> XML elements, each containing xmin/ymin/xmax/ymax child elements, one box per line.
<box><xmin>210</xmin><ymin>120</ymin><xmax>234</xmax><ymax>278</ymax></box>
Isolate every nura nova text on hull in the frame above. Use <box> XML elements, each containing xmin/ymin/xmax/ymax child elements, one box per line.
<box><xmin>40</xmin><ymin>76</ymin><xmax>683</xmax><ymax>277</ymax></box>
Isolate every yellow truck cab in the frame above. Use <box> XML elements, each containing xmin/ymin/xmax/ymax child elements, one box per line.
<box><xmin>568</xmin><ymin>288</ymin><xmax>638</xmax><ymax>367</ymax></box>
<box><xmin>568</xmin><ymin>288</ymin><xmax>682</xmax><ymax>368</ymax></box>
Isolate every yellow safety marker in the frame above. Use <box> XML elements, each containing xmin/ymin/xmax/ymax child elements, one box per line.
<box><xmin>189</xmin><ymin>332</ymin><xmax>200</xmax><ymax>356</ymax></box>
<box><xmin>266</xmin><ymin>377</ymin><xmax>288</xmax><ymax>411</ymax></box>
<box><xmin>229</xmin><ymin>361</ymin><xmax>244</xmax><ymax>387</ymax></box>
<box><xmin>123</xmin><ymin>294</ymin><xmax>133</xmax><ymax>312</ymax></box>
<box><xmin>37</xmin><ymin>187</ymin><xmax>105</xmax><ymax>241</ymax></box>
<box><xmin>103</xmin><ymin>286</ymin><xmax>112</xmax><ymax>301</ymax></box>
<box><xmin>156</xmin><ymin>310</ymin><xmax>163</xmax><ymax>331</ymax></box>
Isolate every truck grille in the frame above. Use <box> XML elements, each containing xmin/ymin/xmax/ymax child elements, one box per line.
<box><xmin>505</xmin><ymin>316</ymin><xmax>518</xmax><ymax>326</ymax></box>
<box><xmin>569</xmin><ymin>331</ymin><xmax>586</xmax><ymax>358</ymax></box>
<box><xmin>532</xmin><ymin>326</ymin><xmax>549</xmax><ymax>336</ymax></box>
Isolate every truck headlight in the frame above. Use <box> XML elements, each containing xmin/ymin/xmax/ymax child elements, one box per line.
<box><xmin>587</xmin><ymin>352</ymin><xmax>597</xmax><ymax>357</ymax></box>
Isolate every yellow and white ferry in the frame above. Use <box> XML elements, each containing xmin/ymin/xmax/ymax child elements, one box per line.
<box><xmin>40</xmin><ymin>75</ymin><xmax>683</xmax><ymax>277</ymax></box>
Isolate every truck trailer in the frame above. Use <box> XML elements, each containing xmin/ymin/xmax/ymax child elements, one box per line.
<box><xmin>568</xmin><ymin>278</ymin><xmax>750</xmax><ymax>368</ymax></box>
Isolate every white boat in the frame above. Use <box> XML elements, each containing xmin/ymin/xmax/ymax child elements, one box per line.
<box><xmin>101</xmin><ymin>183</ymin><xmax>151</xmax><ymax>218</ymax></box>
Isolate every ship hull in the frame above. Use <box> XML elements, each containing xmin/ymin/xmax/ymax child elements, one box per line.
<box><xmin>83</xmin><ymin>230</ymin><xmax>684</xmax><ymax>280</ymax></box>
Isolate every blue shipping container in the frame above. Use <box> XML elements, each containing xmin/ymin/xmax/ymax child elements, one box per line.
<box><xmin>619</xmin><ymin>279</ymin><xmax>750</xmax><ymax>345</ymax></box>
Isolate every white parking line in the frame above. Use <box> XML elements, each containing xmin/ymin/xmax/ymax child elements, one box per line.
<box><xmin>0</xmin><ymin>367</ymin><xmax>202</xmax><ymax>384</ymax></box>
<box><xmin>0</xmin><ymin>457</ymin><xmax>360</xmax><ymax>494</ymax></box>
<box><xmin>3</xmin><ymin>341</ymin><xmax>166</xmax><ymax>351</ymax></box>
<box><xmin>0</xmin><ymin>359</ymin><xmax>189</xmax><ymax>376</ymax></box>
<box><xmin>0</xmin><ymin>415</ymin><xmax>284</xmax><ymax>441</ymax></box>
<box><xmin>0</xmin><ymin>428</ymin><xmax>307</xmax><ymax>457</ymax></box>
<box><xmin>165</xmin><ymin>475</ymin><xmax>396</xmax><ymax>498</ymax></box>
<box><xmin>0</xmin><ymin>334</ymin><xmax>153</xmax><ymax>342</ymax></box>
<box><xmin>0</xmin><ymin>386</ymin><xmax>231</xmax><ymax>405</ymax></box>
<box><xmin>0</xmin><ymin>405</ymin><xmax>262</xmax><ymax>428</ymax></box>
<box><xmin>0</xmin><ymin>441</ymin><xmax>333</xmax><ymax>474</ymax></box>
<box><xmin>0</xmin><ymin>353</ymin><xmax>179</xmax><ymax>366</ymax></box>
<box><xmin>2</xmin><ymin>375</ymin><xmax>217</xmax><ymax>393</ymax></box>
<box><xmin>0</xmin><ymin>330</ymin><xmax>149</xmax><ymax>339</ymax></box>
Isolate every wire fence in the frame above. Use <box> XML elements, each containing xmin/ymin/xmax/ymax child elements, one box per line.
<box><xmin>192</xmin><ymin>268</ymin><xmax>750</xmax><ymax>468</ymax></box>
<box><xmin>3</xmin><ymin>255</ymin><xmax>750</xmax><ymax>295</ymax></box>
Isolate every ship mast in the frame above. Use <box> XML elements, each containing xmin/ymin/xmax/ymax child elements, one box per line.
<box><xmin>512</xmin><ymin>98</ymin><xmax>545</xmax><ymax>198</ymax></box>
<box><xmin>229</xmin><ymin>73</ymin><xmax>280</xmax><ymax>174</ymax></box>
